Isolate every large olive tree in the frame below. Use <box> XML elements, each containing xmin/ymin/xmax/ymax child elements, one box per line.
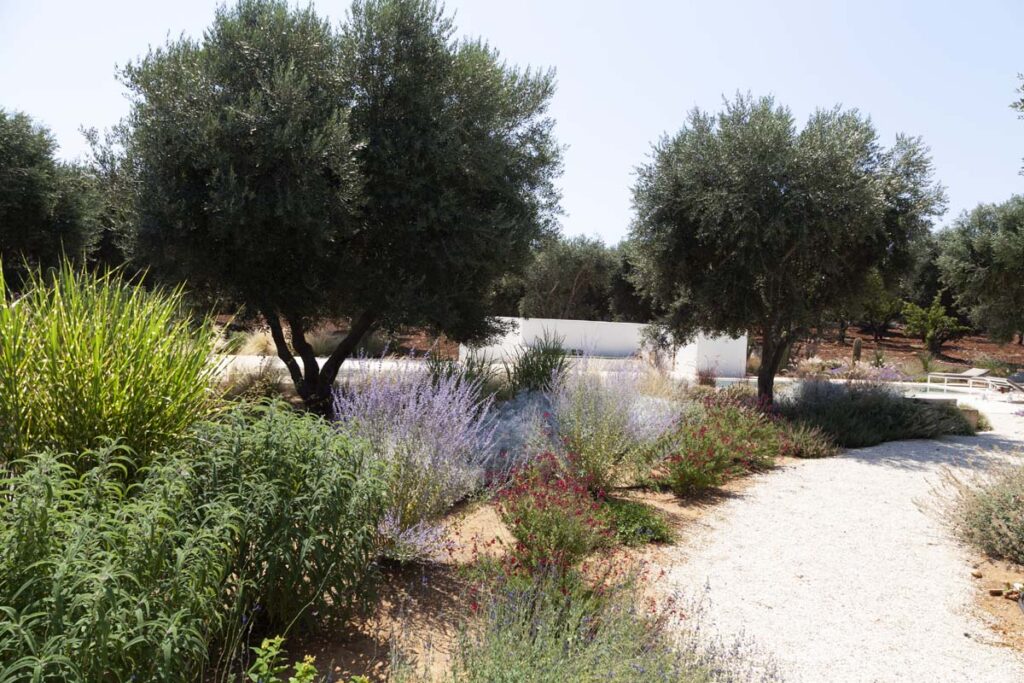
<box><xmin>630</xmin><ymin>95</ymin><xmax>945</xmax><ymax>400</ymax></box>
<box><xmin>937</xmin><ymin>197</ymin><xmax>1024</xmax><ymax>344</ymax></box>
<box><xmin>124</xmin><ymin>0</ymin><xmax>560</xmax><ymax>411</ymax></box>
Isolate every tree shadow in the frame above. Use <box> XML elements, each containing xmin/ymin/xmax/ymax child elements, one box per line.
<box><xmin>838</xmin><ymin>433</ymin><xmax>1024</xmax><ymax>472</ymax></box>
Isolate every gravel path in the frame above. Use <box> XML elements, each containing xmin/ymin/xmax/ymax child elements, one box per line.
<box><xmin>661</xmin><ymin>399</ymin><xmax>1024</xmax><ymax>683</ymax></box>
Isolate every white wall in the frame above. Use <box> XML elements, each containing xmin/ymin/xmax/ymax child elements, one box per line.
<box><xmin>673</xmin><ymin>333</ymin><xmax>748</xmax><ymax>379</ymax></box>
<box><xmin>462</xmin><ymin>317</ymin><xmax>645</xmax><ymax>360</ymax></box>
<box><xmin>460</xmin><ymin>317</ymin><xmax>748</xmax><ymax>379</ymax></box>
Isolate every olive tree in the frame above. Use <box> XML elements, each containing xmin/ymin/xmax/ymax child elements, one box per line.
<box><xmin>0</xmin><ymin>110</ymin><xmax>100</xmax><ymax>286</ymax></box>
<box><xmin>937</xmin><ymin>197</ymin><xmax>1024</xmax><ymax>344</ymax></box>
<box><xmin>630</xmin><ymin>95</ymin><xmax>945</xmax><ymax>400</ymax></box>
<box><xmin>123</xmin><ymin>0</ymin><xmax>560</xmax><ymax>411</ymax></box>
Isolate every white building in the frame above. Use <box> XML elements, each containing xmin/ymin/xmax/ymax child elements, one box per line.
<box><xmin>460</xmin><ymin>317</ymin><xmax>748</xmax><ymax>379</ymax></box>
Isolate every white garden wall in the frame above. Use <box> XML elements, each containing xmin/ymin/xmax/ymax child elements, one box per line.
<box><xmin>460</xmin><ymin>317</ymin><xmax>748</xmax><ymax>379</ymax></box>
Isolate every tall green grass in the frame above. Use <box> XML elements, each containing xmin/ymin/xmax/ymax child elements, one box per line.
<box><xmin>0</xmin><ymin>264</ymin><xmax>217</xmax><ymax>472</ymax></box>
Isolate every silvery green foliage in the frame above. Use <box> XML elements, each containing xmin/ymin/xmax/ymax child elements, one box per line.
<box><xmin>545</xmin><ymin>359</ymin><xmax>680</xmax><ymax>489</ymax></box>
<box><xmin>487</xmin><ymin>390</ymin><xmax>554</xmax><ymax>481</ymax></box>
<box><xmin>333</xmin><ymin>359</ymin><xmax>496</xmax><ymax>558</ymax></box>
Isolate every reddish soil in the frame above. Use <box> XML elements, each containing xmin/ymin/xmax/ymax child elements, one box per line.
<box><xmin>784</xmin><ymin>325</ymin><xmax>1024</xmax><ymax>374</ymax></box>
<box><xmin>290</xmin><ymin>465</ymin><xmax>793</xmax><ymax>681</ymax></box>
<box><xmin>969</xmin><ymin>556</ymin><xmax>1024</xmax><ymax>652</ymax></box>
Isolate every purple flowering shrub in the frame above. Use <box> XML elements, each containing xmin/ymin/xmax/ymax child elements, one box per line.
<box><xmin>333</xmin><ymin>359</ymin><xmax>496</xmax><ymax>559</ymax></box>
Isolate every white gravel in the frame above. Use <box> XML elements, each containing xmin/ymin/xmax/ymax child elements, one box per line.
<box><xmin>660</xmin><ymin>398</ymin><xmax>1024</xmax><ymax>683</ymax></box>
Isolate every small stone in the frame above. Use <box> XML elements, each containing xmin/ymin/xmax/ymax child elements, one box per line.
<box><xmin>989</xmin><ymin>588</ymin><xmax>1005</xmax><ymax>596</ymax></box>
<box><xmin>1004</xmin><ymin>591</ymin><xmax>1021</xmax><ymax>601</ymax></box>
<box><xmin>971</xmin><ymin>570</ymin><xmax>983</xmax><ymax>578</ymax></box>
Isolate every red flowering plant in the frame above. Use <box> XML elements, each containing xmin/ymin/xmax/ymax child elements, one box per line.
<box><xmin>495</xmin><ymin>452</ymin><xmax>614</xmax><ymax>573</ymax></box>
<box><xmin>660</xmin><ymin>398</ymin><xmax>781</xmax><ymax>495</ymax></box>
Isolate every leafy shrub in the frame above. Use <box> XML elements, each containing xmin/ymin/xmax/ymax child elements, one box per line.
<box><xmin>947</xmin><ymin>463</ymin><xmax>1024</xmax><ymax>564</ymax></box>
<box><xmin>661</xmin><ymin>398</ymin><xmax>782</xmax><ymax>495</ymax></box>
<box><xmin>0</xmin><ymin>403</ymin><xmax>384</xmax><ymax>682</ymax></box>
<box><xmin>503</xmin><ymin>332</ymin><xmax>569</xmax><ymax>394</ymax></box>
<box><xmin>780</xmin><ymin>423</ymin><xmax>839</xmax><ymax>459</ymax></box>
<box><xmin>0</xmin><ymin>446</ymin><xmax>234</xmax><ymax>682</ymax></box>
<box><xmin>188</xmin><ymin>403</ymin><xmax>384</xmax><ymax>632</ymax></box>
<box><xmin>0</xmin><ymin>265</ymin><xmax>217</xmax><ymax>473</ymax></box>
<box><xmin>408</xmin><ymin>572</ymin><xmax>727</xmax><ymax>683</ymax></box>
<box><xmin>603</xmin><ymin>498</ymin><xmax>674</xmax><ymax>546</ymax></box>
<box><xmin>247</xmin><ymin>636</ymin><xmax>318</xmax><ymax>683</ymax></box>
<box><xmin>778</xmin><ymin>380</ymin><xmax>974</xmax><ymax>448</ymax></box>
<box><xmin>548</xmin><ymin>361</ymin><xmax>679</xmax><ymax>491</ymax></box>
<box><xmin>902</xmin><ymin>295</ymin><xmax>970</xmax><ymax>353</ymax></box>
<box><xmin>333</xmin><ymin>361</ymin><xmax>495</xmax><ymax>560</ymax></box>
<box><xmin>496</xmin><ymin>453</ymin><xmax>613</xmax><ymax>572</ymax></box>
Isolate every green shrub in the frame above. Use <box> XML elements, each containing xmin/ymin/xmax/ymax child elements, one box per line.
<box><xmin>603</xmin><ymin>498</ymin><xmax>674</xmax><ymax>546</ymax></box>
<box><xmin>778</xmin><ymin>381</ymin><xmax>974</xmax><ymax>448</ymax></box>
<box><xmin>0</xmin><ymin>403</ymin><xmax>384</xmax><ymax>682</ymax></box>
<box><xmin>948</xmin><ymin>463</ymin><xmax>1024</xmax><ymax>564</ymax></box>
<box><xmin>503</xmin><ymin>332</ymin><xmax>569</xmax><ymax>394</ymax></box>
<box><xmin>548</xmin><ymin>364</ymin><xmax>678</xmax><ymax>492</ymax></box>
<box><xmin>0</xmin><ymin>446</ymin><xmax>235</xmax><ymax>682</ymax></box>
<box><xmin>661</xmin><ymin>397</ymin><xmax>781</xmax><ymax>495</ymax></box>
<box><xmin>496</xmin><ymin>454</ymin><xmax>613</xmax><ymax>573</ymax></box>
<box><xmin>188</xmin><ymin>402</ymin><xmax>385</xmax><ymax>633</ymax></box>
<box><xmin>0</xmin><ymin>264</ymin><xmax>217</xmax><ymax>473</ymax></box>
<box><xmin>780</xmin><ymin>423</ymin><xmax>839</xmax><ymax>459</ymax></box>
<box><xmin>902</xmin><ymin>295</ymin><xmax>970</xmax><ymax>354</ymax></box>
<box><xmin>406</xmin><ymin>573</ymin><xmax>717</xmax><ymax>683</ymax></box>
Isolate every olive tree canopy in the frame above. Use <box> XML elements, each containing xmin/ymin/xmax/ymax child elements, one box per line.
<box><xmin>629</xmin><ymin>94</ymin><xmax>945</xmax><ymax>400</ymax></box>
<box><xmin>123</xmin><ymin>0</ymin><xmax>561</xmax><ymax>410</ymax></box>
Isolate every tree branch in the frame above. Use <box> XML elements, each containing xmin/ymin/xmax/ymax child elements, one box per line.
<box><xmin>265</xmin><ymin>311</ymin><xmax>307</xmax><ymax>397</ymax></box>
<box><xmin>286</xmin><ymin>315</ymin><xmax>320</xmax><ymax>386</ymax></box>
<box><xmin>318</xmin><ymin>310</ymin><xmax>376</xmax><ymax>393</ymax></box>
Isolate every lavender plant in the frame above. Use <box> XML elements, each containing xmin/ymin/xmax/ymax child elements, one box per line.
<box><xmin>333</xmin><ymin>359</ymin><xmax>496</xmax><ymax>560</ymax></box>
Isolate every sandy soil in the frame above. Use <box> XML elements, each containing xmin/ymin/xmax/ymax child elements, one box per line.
<box><xmin>655</xmin><ymin>399</ymin><xmax>1024</xmax><ymax>683</ymax></box>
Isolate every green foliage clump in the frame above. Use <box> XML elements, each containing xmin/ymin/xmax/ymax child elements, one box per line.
<box><xmin>902</xmin><ymin>294</ymin><xmax>970</xmax><ymax>353</ymax></box>
<box><xmin>406</xmin><ymin>573</ymin><xmax>717</xmax><ymax>683</ymax></box>
<box><xmin>778</xmin><ymin>381</ymin><xmax>974</xmax><ymax>448</ymax></box>
<box><xmin>603</xmin><ymin>498</ymin><xmax>674</xmax><ymax>546</ymax></box>
<box><xmin>0</xmin><ymin>403</ymin><xmax>384</xmax><ymax>682</ymax></box>
<box><xmin>247</xmin><ymin>637</ymin><xmax>318</xmax><ymax>683</ymax></box>
<box><xmin>0</xmin><ymin>264</ymin><xmax>217</xmax><ymax>473</ymax></box>
<box><xmin>495</xmin><ymin>454</ymin><xmax>613</xmax><ymax>573</ymax></box>
<box><xmin>948</xmin><ymin>463</ymin><xmax>1024</xmax><ymax>564</ymax></box>
<box><xmin>780</xmin><ymin>423</ymin><xmax>839</xmax><ymax>459</ymax></box>
<box><xmin>0</xmin><ymin>446</ymin><xmax>234</xmax><ymax>682</ymax></box>
<box><xmin>503</xmin><ymin>333</ymin><xmax>569</xmax><ymax>394</ymax></box>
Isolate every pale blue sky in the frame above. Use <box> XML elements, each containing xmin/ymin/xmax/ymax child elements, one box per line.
<box><xmin>1</xmin><ymin>0</ymin><xmax>1022</xmax><ymax>243</ymax></box>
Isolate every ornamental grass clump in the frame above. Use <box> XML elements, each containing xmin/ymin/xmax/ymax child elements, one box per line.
<box><xmin>333</xmin><ymin>360</ymin><xmax>496</xmax><ymax>560</ymax></box>
<box><xmin>548</xmin><ymin>360</ymin><xmax>679</xmax><ymax>492</ymax></box>
<box><xmin>495</xmin><ymin>453</ymin><xmax>613</xmax><ymax>573</ymax></box>
<box><xmin>0</xmin><ymin>263</ymin><xmax>217</xmax><ymax>474</ymax></box>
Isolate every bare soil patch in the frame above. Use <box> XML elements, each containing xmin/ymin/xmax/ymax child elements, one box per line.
<box><xmin>970</xmin><ymin>556</ymin><xmax>1024</xmax><ymax>652</ymax></box>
